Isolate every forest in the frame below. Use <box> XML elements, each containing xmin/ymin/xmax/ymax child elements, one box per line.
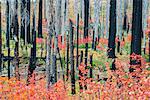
<box><xmin>0</xmin><ymin>0</ymin><xmax>150</xmax><ymax>99</ymax></box>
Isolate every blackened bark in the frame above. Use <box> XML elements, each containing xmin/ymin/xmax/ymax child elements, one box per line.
<box><xmin>69</xmin><ymin>20</ymin><xmax>76</xmax><ymax>94</ymax></box>
<box><xmin>89</xmin><ymin>55</ymin><xmax>93</xmax><ymax>78</ymax></box>
<box><xmin>20</xmin><ymin>0</ymin><xmax>25</xmax><ymax>43</ymax></box>
<box><xmin>14</xmin><ymin>0</ymin><xmax>20</xmax><ymax>80</ymax></box>
<box><xmin>76</xmin><ymin>14</ymin><xmax>79</xmax><ymax>69</ymax></box>
<box><xmin>123</xmin><ymin>13</ymin><xmax>127</xmax><ymax>31</ymax></box>
<box><xmin>92</xmin><ymin>30</ymin><xmax>95</xmax><ymax>50</ymax></box>
<box><xmin>6</xmin><ymin>0</ymin><xmax>10</xmax><ymax>79</ymax></box>
<box><xmin>108</xmin><ymin>0</ymin><xmax>117</xmax><ymax>58</ymax></box>
<box><xmin>84</xmin><ymin>0</ymin><xmax>89</xmax><ymax>65</ymax></box>
<box><xmin>27</xmin><ymin>0</ymin><xmax>30</xmax><ymax>43</ymax></box>
<box><xmin>66</xmin><ymin>33</ymin><xmax>69</xmax><ymax>81</ymax></box>
<box><xmin>130</xmin><ymin>0</ymin><xmax>142</xmax><ymax>66</ymax></box>
<box><xmin>38</xmin><ymin>0</ymin><xmax>43</xmax><ymax>38</ymax></box>
<box><xmin>27</xmin><ymin>7</ymin><xmax>37</xmax><ymax>84</ymax></box>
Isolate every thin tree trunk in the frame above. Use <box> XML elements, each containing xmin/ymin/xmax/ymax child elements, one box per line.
<box><xmin>27</xmin><ymin>0</ymin><xmax>30</xmax><ymax>43</ymax></box>
<box><xmin>84</xmin><ymin>0</ymin><xmax>89</xmax><ymax>90</ymax></box>
<box><xmin>66</xmin><ymin>33</ymin><xmax>69</xmax><ymax>81</ymax></box>
<box><xmin>27</xmin><ymin>0</ymin><xmax>37</xmax><ymax>84</ymax></box>
<box><xmin>6</xmin><ymin>0</ymin><xmax>10</xmax><ymax>79</ymax></box>
<box><xmin>76</xmin><ymin>14</ymin><xmax>79</xmax><ymax>69</ymax></box>
<box><xmin>14</xmin><ymin>0</ymin><xmax>20</xmax><ymax>80</ymax></box>
<box><xmin>142</xmin><ymin>0</ymin><xmax>148</xmax><ymax>54</ymax></box>
<box><xmin>89</xmin><ymin>55</ymin><xmax>93</xmax><ymax>78</ymax></box>
<box><xmin>38</xmin><ymin>0</ymin><xmax>43</xmax><ymax>38</ymax></box>
<box><xmin>105</xmin><ymin>0</ymin><xmax>110</xmax><ymax>39</ymax></box>
<box><xmin>70</xmin><ymin>20</ymin><xmax>76</xmax><ymax>95</ymax></box>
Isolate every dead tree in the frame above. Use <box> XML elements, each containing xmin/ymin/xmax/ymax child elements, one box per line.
<box><xmin>70</xmin><ymin>20</ymin><xmax>76</xmax><ymax>95</ymax></box>
<box><xmin>130</xmin><ymin>0</ymin><xmax>142</xmax><ymax>70</ymax></box>
<box><xmin>13</xmin><ymin>0</ymin><xmax>20</xmax><ymax>80</ymax></box>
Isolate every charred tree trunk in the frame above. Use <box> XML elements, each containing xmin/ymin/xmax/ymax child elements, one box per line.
<box><xmin>89</xmin><ymin>55</ymin><xmax>93</xmax><ymax>78</ymax></box>
<box><xmin>38</xmin><ymin>0</ymin><xmax>43</xmax><ymax>38</ymax></box>
<box><xmin>6</xmin><ymin>0</ymin><xmax>10</xmax><ymax>79</ymax></box>
<box><xmin>20</xmin><ymin>0</ymin><xmax>25</xmax><ymax>44</ymax></box>
<box><xmin>26</xmin><ymin>0</ymin><xmax>30</xmax><ymax>43</ymax></box>
<box><xmin>84</xmin><ymin>0</ymin><xmax>89</xmax><ymax>90</ymax></box>
<box><xmin>76</xmin><ymin>14</ymin><xmax>79</xmax><ymax>69</ymax></box>
<box><xmin>66</xmin><ymin>33</ymin><xmax>69</xmax><ymax>81</ymax></box>
<box><xmin>130</xmin><ymin>0</ymin><xmax>142</xmax><ymax>68</ymax></box>
<box><xmin>27</xmin><ymin>3</ymin><xmax>37</xmax><ymax>84</ymax></box>
<box><xmin>108</xmin><ymin>0</ymin><xmax>117</xmax><ymax>59</ymax></box>
<box><xmin>70</xmin><ymin>20</ymin><xmax>76</xmax><ymax>95</ymax></box>
<box><xmin>14</xmin><ymin>0</ymin><xmax>20</xmax><ymax>80</ymax></box>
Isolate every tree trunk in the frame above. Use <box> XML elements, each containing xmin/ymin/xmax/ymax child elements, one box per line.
<box><xmin>46</xmin><ymin>0</ymin><xmax>55</xmax><ymax>88</ymax></box>
<box><xmin>108</xmin><ymin>0</ymin><xmax>117</xmax><ymax>59</ymax></box>
<box><xmin>6</xmin><ymin>0</ymin><xmax>10</xmax><ymax>79</ymax></box>
<box><xmin>84</xmin><ymin>0</ymin><xmax>89</xmax><ymax>90</ymax></box>
<box><xmin>90</xmin><ymin>55</ymin><xmax>93</xmax><ymax>78</ymax></box>
<box><xmin>76</xmin><ymin>14</ymin><xmax>79</xmax><ymax>69</ymax></box>
<box><xmin>20</xmin><ymin>0</ymin><xmax>25</xmax><ymax>44</ymax></box>
<box><xmin>130</xmin><ymin>0</ymin><xmax>142</xmax><ymax>67</ymax></box>
<box><xmin>38</xmin><ymin>0</ymin><xmax>43</xmax><ymax>38</ymax></box>
<box><xmin>14</xmin><ymin>0</ymin><xmax>20</xmax><ymax>80</ymax></box>
<box><xmin>27</xmin><ymin>1</ymin><xmax>37</xmax><ymax>84</ymax></box>
<box><xmin>70</xmin><ymin>20</ymin><xmax>76</xmax><ymax>95</ymax></box>
<box><xmin>26</xmin><ymin>0</ymin><xmax>30</xmax><ymax>43</ymax></box>
<box><xmin>66</xmin><ymin>33</ymin><xmax>69</xmax><ymax>81</ymax></box>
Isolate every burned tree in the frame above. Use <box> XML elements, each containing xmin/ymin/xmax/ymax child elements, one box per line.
<box><xmin>108</xmin><ymin>0</ymin><xmax>117</xmax><ymax>59</ymax></box>
<box><xmin>13</xmin><ymin>0</ymin><xmax>20</xmax><ymax>80</ymax></box>
<box><xmin>38</xmin><ymin>0</ymin><xmax>43</xmax><ymax>38</ymax></box>
<box><xmin>26</xmin><ymin>0</ymin><xmax>30</xmax><ymax>43</ymax></box>
<box><xmin>130</xmin><ymin>0</ymin><xmax>142</xmax><ymax>67</ymax></box>
<box><xmin>20</xmin><ymin>0</ymin><xmax>25</xmax><ymax>44</ymax></box>
<box><xmin>6</xmin><ymin>0</ymin><xmax>11</xmax><ymax>79</ymax></box>
<box><xmin>27</xmin><ymin>0</ymin><xmax>37</xmax><ymax>84</ymax></box>
<box><xmin>70</xmin><ymin>20</ymin><xmax>76</xmax><ymax>94</ymax></box>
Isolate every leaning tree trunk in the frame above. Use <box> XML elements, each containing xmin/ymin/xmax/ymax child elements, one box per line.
<box><xmin>130</xmin><ymin>0</ymin><xmax>142</xmax><ymax>69</ymax></box>
<box><xmin>6</xmin><ymin>0</ymin><xmax>11</xmax><ymax>79</ymax></box>
<box><xmin>13</xmin><ymin>0</ymin><xmax>20</xmax><ymax>80</ymax></box>
<box><xmin>108</xmin><ymin>0</ymin><xmax>117</xmax><ymax>59</ymax></box>
<box><xmin>69</xmin><ymin>20</ymin><xmax>76</xmax><ymax>95</ymax></box>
